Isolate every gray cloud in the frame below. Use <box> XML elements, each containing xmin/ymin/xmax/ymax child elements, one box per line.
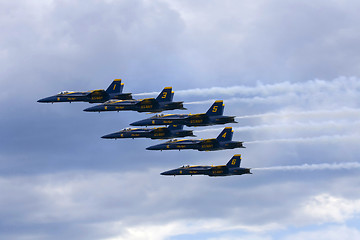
<box><xmin>1</xmin><ymin>0</ymin><xmax>360</xmax><ymax>239</ymax></box>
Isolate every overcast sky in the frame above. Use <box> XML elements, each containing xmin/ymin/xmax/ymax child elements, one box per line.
<box><xmin>1</xmin><ymin>0</ymin><xmax>360</xmax><ymax>239</ymax></box>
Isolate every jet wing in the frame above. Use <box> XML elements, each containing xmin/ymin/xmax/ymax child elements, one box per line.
<box><xmin>166</xmin><ymin>139</ymin><xmax>201</xmax><ymax>145</ymax></box>
<box><xmin>169</xmin><ymin>139</ymin><xmax>201</xmax><ymax>150</ymax></box>
<box><xmin>87</xmin><ymin>89</ymin><xmax>106</xmax><ymax>96</ymax></box>
<box><xmin>199</xmin><ymin>138</ymin><xmax>218</xmax><ymax>145</ymax></box>
<box><xmin>58</xmin><ymin>91</ymin><xmax>88</xmax><ymax>96</ymax></box>
<box><xmin>87</xmin><ymin>90</ymin><xmax>108</xmax><ymax>102</ymax></box>
<box><xmin>197</xmin><ymin>138</ymin><xmax>219</xmax><ymax>151</ymax></box>
<box><xmin>150</xmin><ymin>127</ymin><xmax>168</xmax><ymax>133</ymax></box>
<box><xmin>146</xmin><ymin>139</ymin><xmax>201</xmax><ymax>150</ymax></box>
<box><xmin>136</xmin><ymin>98</ymin><xmax>158</xmax><ymax>106</ymax></box>
<box><xmin>156</xmin><ymin>114</ymin><xmax>190</xmax><ymax>120</ymax></box>
<box><xmin>107</xmin><ymin>100</ymin><xmax>139</xmax><ymax>105</ymax></box>
<box><xmin>112</xmin><ymin>93</ymin><xmax>133</xmax><ymax>100</ymax></box>
<box><xmin>187</xmin><ymin>113</ymin><xmax>207</xmax><ymax>120</ymax></box>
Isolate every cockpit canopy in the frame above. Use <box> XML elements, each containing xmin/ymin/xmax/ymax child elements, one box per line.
<box><xmin>151</xmin><ymin>114</ymin><xmax>164</xmax><ymax>118</ymax></box>
<box><xmin>181</xmin><ymin>165</ymin><xmax>190</xmax><ymax>168</ymax></box>
<box><xmin>58</xmin><ymin>91</ymin><xmax>70</xmax><ymax>95</ymax></box>
<box><xmin>105</xmin><ymin>100</ymin><xmax>119</xmax><ymax>104</ymax></box>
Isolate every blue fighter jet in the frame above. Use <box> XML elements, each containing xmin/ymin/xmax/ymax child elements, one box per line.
<box><xmin>130</xmin><ymin>100</ymin><xmax>237</xmax><ymax>127</ymax></box>
<box><xmin>161</xmin><ymin>154</ymin><xmax>251</xmax><ymax>177</ymax></box>
<box><xmin>37</xmin><ymin>79</ymin><xmax>132</xmax><ymax>103</ymax></box>
<box><xmin>101</xmin><ymin>125</ymin><xmax>195</xmax><ymax>140</ymax></box>
<box><xmin>146</xmin><ymin>127</ymin><xmax>244</xmax><ymax>151</ymax></box>
<box><xmin>83</xmin><ymin>87</ymin><xmax>186</xmax><ymax>113</ymax></box>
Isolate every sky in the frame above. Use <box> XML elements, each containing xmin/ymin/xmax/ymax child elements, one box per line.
<box><xmin>1</xmin><ymin>0</ymin><xmax>360</xmax><ymax>239</ymax></box>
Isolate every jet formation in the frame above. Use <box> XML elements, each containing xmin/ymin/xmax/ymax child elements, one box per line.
<box><xmin>161</xmin><ymin>154</ymin><xmax>251</xmax><ymax>177</ymax></box>
<box><xmin>38</xmin><ymin>78</ymin><xmax>250</xmax><ymax>177</ymax></box>
<box><xmin>146</xmin><ymin>127</ymin><xmax>244</xmax><ymax>151</ymax></box>
<box><xmin>37</xmin><ymin>79</ymin><xmax>132</xmax><ymax>103</ymax></box>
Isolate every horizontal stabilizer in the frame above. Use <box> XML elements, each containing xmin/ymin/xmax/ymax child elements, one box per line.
<box><xmin>168</xmin><ymin>125</ymin><xmax>184</xmax><ymax>130</ymax></box>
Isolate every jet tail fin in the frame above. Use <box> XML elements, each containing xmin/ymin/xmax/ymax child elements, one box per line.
<box><xmin>206</xmin><ymin>100</ymin><xmax>224</xmax><ymax>116</ymax></box>
<box><xmin>156</xmin><ymin>87</ymin><xmax>173</xmax><ymax>102</ymax></box>
<box><xmin>216</xmin><ymin>127</ymin><xmax>233</xmax><ymax>142</ymax></box>
<box><xmin>106</xmin><ymin>79</ymin><xmax>124</xmax><ymax>94</ymax></box>
<box><xmin>226</xmin><ymin>154</ymin><xmax>241</xmax><ymax>168</ymax></box>
<box><xmin>167</xmin><ymin>124</ymin><xmax>183</xmax><ymax>130</ymax></box>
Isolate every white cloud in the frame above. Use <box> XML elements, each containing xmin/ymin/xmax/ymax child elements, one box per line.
<box><xmin>102</xmin><ymin>219</ymin><xmax>279</xmax><ymax>240</ymax></box>
<box><xmin>298</xmin><ymin>194</ymin><xmax>360</xmax><ymax>224</ymax></box>
<box><xmin>1</xmin><ymin>0</ymin><xmax>360</xmax><ymax>239</ymax></box>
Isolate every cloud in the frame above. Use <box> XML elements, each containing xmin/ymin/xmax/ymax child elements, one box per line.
<box><xmin>1</xmin><ymin>168</ymin><xmax>360</xmax><ymax>239</ymax></box>
<box><xmin>1</xmin><ymin>0</ymin><xmax>360</xmax><ymax>239</ymax></box>
<box><xmin>0</xmin><ymin>170</ymin><xmax>285</xmax><ymax>240</ymax></box>
<box><xmin>282</xmin><ymin>225</ymin><xmax>360</xmax><ymax>240</ymax></box>
<box><xmin>298</xmin><ymin>194</ymin><xmax>360</xmax><ymax>223</ymax></box>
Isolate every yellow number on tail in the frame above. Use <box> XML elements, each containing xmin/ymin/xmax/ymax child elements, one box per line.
<box><xmin>212</xmin><ymin>106</ymin><xmax>218</xmax><ymax>112</ymax></box>
<box><xmin>222</xmin><ymin>132</ymin><xmax>227</xmax><ymax>138</ymax></box>
<box><xmin>162</xmin><ymin>92</ymin><xmax>167</xmax><ymax>98</ymax></box>
<box><xmin>231</xmin><ymin>159</ymin><xmax>236</xmax><ymax>165</ymax></box>
<box><xmin>113</xmin><ymin>84</ymin><xmax>116</xmax><ymax>90</ymax></box>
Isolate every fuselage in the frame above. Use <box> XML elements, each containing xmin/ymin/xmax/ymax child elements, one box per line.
<box><xmin>38</xmin><ymin>90</ymin><xmax>132</xmax><ymax>103</ymax></box>
<box><xmin>146</xmin><ymin>139</ymin><xmax>244</xmax><ymax>151</ymax></box>
<box><xmin>161</xmin><ymin>165</ymin><xmax>251</xmax><ymax>177</ymax></box>
<box><xmin>101</xmin><ymin>127</ymin><xmax>194</xmax><ymax>139</ymax></box>
<box><xmin>130</xmin><ymin>114</ymin><xmax>237</xmax><ymax>127</ymax></box>
<box><xmin>83</xmin><ymin>99</ymin><xmax>185</xmax><ymax>113</ymax></box>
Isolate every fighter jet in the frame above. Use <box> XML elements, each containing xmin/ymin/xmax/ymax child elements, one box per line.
<box><xmin>101</xmin><ymin>125</ymin><xmax>195</xmax><ymax>140</ymax></box>
<box><xmin>37</xmin><ymin>79</ymin><xmax>132</xmax><ymax>103</ymax></box>
<box><xmin>83</xmin><ymin>87</ymin><xmax>186</xmax><ymax>113</ymax></box>
<box><xmin>146</xmin><ymin>127</ymin><xmax>244</xmax><ymax>151</ymax></box>
<box><xmin>130</xmin><ymin>100</ymin><xmax>237</xmax><ymax>127</ymax></box>
<box><xmin>161</xmin><ymin>154</ymin><xmax>251</xmax><ymax>177</ymax></box>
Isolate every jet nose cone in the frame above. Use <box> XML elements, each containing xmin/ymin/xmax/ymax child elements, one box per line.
<box><xmin>160</xmin><ymin>170</ymin><xmax>175</xmax><ymax>175</ymax></box>
<box><xmin>146</xmin><ymin>145</ymin><xmax>161</xmax><ymax>150</ymax></box>
<box><xmin>84</xmin><ymin>105</ymin><xmax>103</xmax><ymax>112</ymax></box>
<box><xmin>37</xmin><ymin>97</ymin><xmax>52</xmax><ymax>103</ymax></box>
<box><xmin>101</xmin><ymin>133</ymin><xmax>117</xmax><ymax>139</ymax></box>
<box><xmin>130</xmin><ymin>119</ymin><xmax>149</xmax><ymax>126</ymax></box>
